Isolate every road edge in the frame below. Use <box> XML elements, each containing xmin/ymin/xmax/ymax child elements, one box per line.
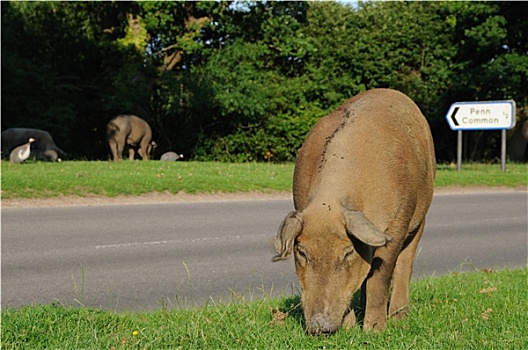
<box><xmin>2</xmin><ymin>185</ymin><xmax>527</xmax><ymax>208</ymax></box>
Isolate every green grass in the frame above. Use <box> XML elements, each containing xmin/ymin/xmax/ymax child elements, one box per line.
<box><xmin>2</xmin><ymin>268</ymin><xmax>526</xmax><ymax>349</ymax></box>
<box><xmin>435</xmin><ymin>162</ymin><xmax>527</xmax><ymax>187</ymax></box>
<box><xmin>1</xmin><ymin>161</ymin><xmax>526</xmax><ymax>199</ymax></box>
<box><xmin>0</xmin><ymin>161</ymin><xmax>293</xmax><ymax>199</ymax></box>
<box><xmin>2</xmin><ymin>163</ymin><xmax>526</xmax><ymax>347</ymax></box>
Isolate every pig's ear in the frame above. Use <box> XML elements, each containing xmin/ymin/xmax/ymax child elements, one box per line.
<box><xmin>272</xmin><ymin>211</ymin><xmax>303</xmax><ymax>262</ymax></box>
<box><xmin>343</xmin><ymin>209</ymin><xmax>392</xmax><ymax>247</ymax></box>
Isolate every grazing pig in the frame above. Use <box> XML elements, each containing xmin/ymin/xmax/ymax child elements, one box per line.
<box><xmin>273</xmin><ymin>89</ymin><xmax>436</xmax><ymax>334</ymax></box>
<box><xmin>507</xmin><ymin>117</ymin><xmax>528</xmax><ymax>162</ymax></box>
<box><xmin>106</xmin><ymin>115</ymin><xmax>156</xmax><ymax>161</ymax></box>
<box><xmin>1</xmin><ymin>128</ymin><xmax>66</xmax><ymax>162</ymax></box>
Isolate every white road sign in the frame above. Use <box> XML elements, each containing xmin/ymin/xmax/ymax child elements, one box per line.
<box><xmin>445</xmin><ymin>100</ymin><xmax>516</xmax><ymax>130</ymax></box>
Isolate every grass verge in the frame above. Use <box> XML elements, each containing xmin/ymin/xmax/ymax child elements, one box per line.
<box><xmin>2</xmin><ymin>268</ymin><xmax>527</xmax><ymax>349</ymax></box>
<box><xmin>0</xmin><ymin>161</ymin><xmax>293</xmax><ymax>199</ymax></box>
<box><xmin>435</xmin><ymin>162</ymin><xmax>527</xmax><ymax>187</ymax></box>
<box><xmin>1</xmin><ymin>161</ymin><xmax>526</xmax><ymax>199</ymax></box>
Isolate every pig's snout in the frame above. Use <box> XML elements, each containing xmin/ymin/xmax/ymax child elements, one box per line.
<box><xmin>307</xmin><ymin>314</ymin><xmax>338</xmax><ymax>335</ymax></box>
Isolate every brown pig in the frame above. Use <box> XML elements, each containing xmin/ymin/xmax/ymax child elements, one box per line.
<box><xmin>106</xmin><ymin>115</ymin><xmax>156</xmax><ymax>161</ymax></box>
<box><xmin>273</xmin><ymin>88</ymin><xmax>436</xmax><ymax>334</ymax></box>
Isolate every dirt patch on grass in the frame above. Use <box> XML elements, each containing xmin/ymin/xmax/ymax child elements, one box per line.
<box><xmin>1</xmin><ymin>186</ymin><xmax>525</xmax><ymax>208</ymax></box>
<box><xmin>433</xmin><ymin>185</ymin><xmax>526</xmax><ymax>195</ymax></box>
<box><xmin>1</xmin><ymin>191</ymin><xmax>293</xmax><ymax>208</ymax></box>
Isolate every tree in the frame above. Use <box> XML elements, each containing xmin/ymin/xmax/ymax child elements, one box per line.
<box><xmin>2</xmin><ymin>1</ymin><xmax>526</xmax><ymax>162</ymax></box>
<box><xmin>439</xmin><ymin>1</ymin><xmax>528</xmax><ymax>160</ymax></box>
<box><xmin>1</xmin><ymin>1</ymin><xmax>150</xmax><ymax>159</ymax></box>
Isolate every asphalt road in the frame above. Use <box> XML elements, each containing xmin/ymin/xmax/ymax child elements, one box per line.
<box><xmin>2</xmin><ymin>191</ymin><xmax>526</xmax><ymax>312</ymax></box>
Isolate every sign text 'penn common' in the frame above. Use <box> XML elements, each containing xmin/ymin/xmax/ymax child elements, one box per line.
<box><xmin>446</xmin><ymin>101</ymin><xmax>515</xmax><ymax>130</ymax></box>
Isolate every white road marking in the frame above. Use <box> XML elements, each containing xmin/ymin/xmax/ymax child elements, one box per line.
<box><xmin>94</xmin><ymin>234</ymin><xmax>267</xmax><ymax>250</ymax></box>
<box><xmin>95</xmin><ymin>237</ymin><xmax>221</xmax><ymax>250</ymax></box>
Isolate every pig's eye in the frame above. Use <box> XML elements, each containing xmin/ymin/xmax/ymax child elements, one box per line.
<box><xmin>343</xmin><ymin>246</ymin><xmax>355</xmax><ymax>261</ymax></box>
<box><xmin>295</xmin><ymin>245</ymin><xmax>308</xmax><ymax>261</ymax></box>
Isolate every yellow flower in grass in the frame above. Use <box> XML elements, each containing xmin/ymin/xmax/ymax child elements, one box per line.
<box><xmin>132</xmin><ymin>330</ymin><xmax>139</xmax><ymax>336</ymax></box>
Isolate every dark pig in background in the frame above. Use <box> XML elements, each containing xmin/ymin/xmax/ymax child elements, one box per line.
<box><xmin>1</xmin><ymin>128</ymin><xmax>66</xmax><ymax>162</ymax></box>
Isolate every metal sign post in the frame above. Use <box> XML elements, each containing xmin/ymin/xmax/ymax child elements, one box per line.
<box><xmin>445</xmin><ymin>100</ymin><xmax>516</xmax><ymax>171</ymax></box>
<box><xmin>457</xmin><ymin>130</ymin><xmax>462</xmax><ymax>171</ymax></box>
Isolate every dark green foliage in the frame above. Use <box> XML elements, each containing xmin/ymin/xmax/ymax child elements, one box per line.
<box><xmin>2</xmin><ymin>1</ymin><xmax>527</xmax><ymax>162</ymax></box>
<box><xmin>1</xmin><ymin>1</ymin><xmax>151</xmax><ymax>160</ymax></box>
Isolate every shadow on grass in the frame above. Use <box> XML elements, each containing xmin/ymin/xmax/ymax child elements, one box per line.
<box><xmin>277</xmin><ymin>295</ymin><xmax>303</xmax><ymax>322</ymax></box>
<box><xmin>276</xmin><ymin>290</ymin><xmax>364</xmax><ymax>330</ymax></box>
